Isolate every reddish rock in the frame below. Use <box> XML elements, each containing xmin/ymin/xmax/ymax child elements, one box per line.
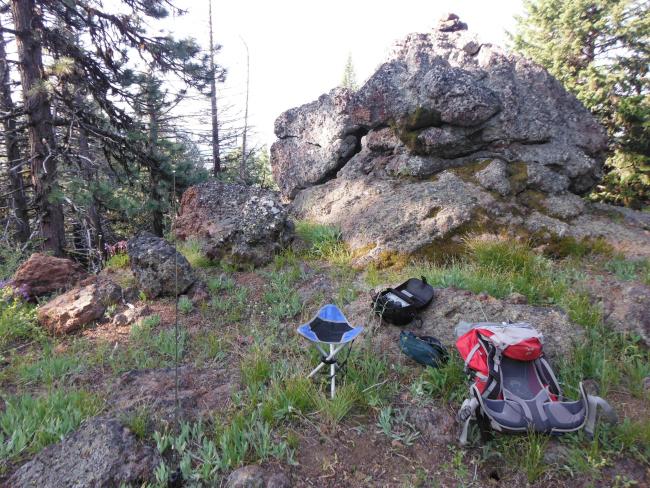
<box><xmin>12</xmin><ymin>252</ymin><xmax>87</xmax><ymax>300</ymax></box>
<box><xmin>37</xmin><ymin>278</ymin><xmax>121</xmax><ymax>335</ymax></box>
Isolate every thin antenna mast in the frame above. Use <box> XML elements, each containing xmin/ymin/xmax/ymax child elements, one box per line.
<box><xmin>169</xmin><ymin>166</ymin><xmax>182</xmax><ymax>487</ymax></box>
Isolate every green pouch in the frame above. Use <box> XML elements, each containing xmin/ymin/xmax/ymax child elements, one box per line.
<box><xmin>399</xmin><ymin>331</ymin><xmax>448</xmax><ymax>368</ymax></box>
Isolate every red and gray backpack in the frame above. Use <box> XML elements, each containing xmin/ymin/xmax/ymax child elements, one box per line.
<box><xmin>455</xmin><ymin>322</ymin><xmax>617</xmax><ymax>445</ymax></box>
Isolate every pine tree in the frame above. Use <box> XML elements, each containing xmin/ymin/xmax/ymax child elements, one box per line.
<box><xmin>5</xmin><ymin>0</ymin><xmax>213</xmax><ymax>253</ymax></box>
<box><xmin>0</xmin><ymin>14</ymin><xmax>29</xmax><ymax>243</ymax></box>
<box><xmin>512</xmin><ymin>0</ymin><xmax>650</xmax><ymax>208</ymax></box>
<box><xmin>11</xmin><ymin>0</ymin><xmax>66</xmax><ymax>255</ymax></box>
<box><xmin>341</xmin><ymin>53</ymin><xmax>358</xmax><ymax>91</ymax></box>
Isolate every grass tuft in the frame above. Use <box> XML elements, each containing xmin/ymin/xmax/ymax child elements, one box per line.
<box><xmin>104</xmin><ymin>252</ymin><xmax>129</xmax><ymax>270</ymax></box>
<box><xmin>177</xmin><ymin>238</ymin><xmax>215</xmax><ymax>269</ymax></box>
<box><xmin>295</xmin><ymin>220</ymin><xmax>350</xmax><ymax>264</ymax></box>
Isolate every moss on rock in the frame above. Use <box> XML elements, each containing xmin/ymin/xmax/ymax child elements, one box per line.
<box><xmin>449</xmin><ymin>160</ymin><xmax>492</xmax><ymax>183</ymax></box>
<box><xmin>507</xmin><ymin>162</ymin><xmax>528</xmax><ymax>194</ymax></box>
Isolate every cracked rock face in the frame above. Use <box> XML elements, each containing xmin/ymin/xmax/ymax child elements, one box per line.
<box><xmin>174</xmin><ymin>181</ymin><xmax>293</xmax><ymax>268</ymax></box>
<box><xmin>270</xmin><ymin>15</ymin><xmax>625</xmax><ymax>265</ymax></box>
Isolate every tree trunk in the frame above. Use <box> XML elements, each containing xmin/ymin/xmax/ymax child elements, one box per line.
<box><xmin>11</xmin><ymin>0</ymin><xmax>65</xmax><ymax>255</ymax></box>
<box><xmin>147</xmin><ymin>90</ymin><xmax>163</xmax><ymax>237</ymax></box>
<box><xmin>208</xmin><ymin>0</ymin><xmax>221</xmax><ymax>175</ymax></box>
<box><xmin>78</xmin><ymin>120</ymin><xmax>102</xmax><ymax>254</ymax></box>
<box><xmin>0</xmin><ymin>15</ymin><xmax>30</xmax><ymax>243</ymax></box>
<box><xmin>239</xmin><ymin>37</ymin><xmax>249</xmax><ymax>182</ymax></box>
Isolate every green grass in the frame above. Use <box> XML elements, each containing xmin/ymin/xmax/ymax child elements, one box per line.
<box><xmin>190</xmin><ymin>331</ymin><xmax>226</xmax><ymax>365</ymax></box>
<box><xmin>209</xmin><ymin>287</ymin><xmax>249</xmax><ymax>324</ymax></box>
<box><xmin>126</xmin><ymin>314</ymin><xmax>187</xmax><ymax>366</ymax></box>
<box><xmin>605</xmin><ymin>256</ymin><xmax>650</xmax><ymax>283</ymax></box>
<box><xmin>260</xmin><ymin>376</ymin><xmax>317</xmax><ymax>424</ymax></box>
<box><xmin>177</xmin><ymin>238</ymin><xmax>215</xmax><ymax>269</ymax></box>
<box><xmin>376</xmin><ymin>406</ymin><xmax>420</xmax><ymax>446</ymax></box>
<box><xmin>152</xmin><ymin>413</ymin><xmax>292</xmax><ymax>484</ymax></box>
<box><xmin>488</xmin><ymin>432</ymin><xmax>549</xmax><ymax>483</ymax></box>
<box><xmin>420</xmin><ymin>353</ymin><xmax>466</xmax><ymax>404</ymax></box>
<box><xmin>0</xmin><ymin>390</ymin><xmax>102</xmax><ymax>466</ymax></box>
<box><xmin>17</xmin><ymin>346</ymin><xmax>81</xmax><ymax>386</ymax></box>
<box><xmin>313</xmin><ymin>383</ymin><xmax>359</xmax><ymax>426</ymax></box>
<box><xmin>178</xmin><ymin>295</ymin><xmax>193</xmax><ymax>315</ymax></box>
<box><xmin>295</xmin><ymin>220</ymin><xmax>350</xmax><ymax>264</ymax></box>
<box><xmin>104</xmin><ymin>252</ymin><xmax>129</xmax><ymax>269</ymax></box>
<box><xmin>240</xmin><ymin>346</ymin><xmax>273</xmax><ymax>388</ymax></box>
<box><xmin>262</xmin><ymin>266</ymin><xmax>303</xmax><ymax>320</ymax></box>
<box><xmin>0</xmin><ymin>291</ymin><xmax>40</xmax><ymax>349</ymax></box>
<box><xmin>207</xmin><ymin>274</ymin><xmax>235</xmax><ymax>294</ymax></box>
<box><xmin>120</xmin><ymin>407</ymin><xmax>150</xmax><ymax>440</ymax></box>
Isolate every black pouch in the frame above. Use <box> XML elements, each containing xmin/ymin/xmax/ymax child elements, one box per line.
<box><xmin>371</xmin><ymin>277</ymin><xmax>434</xmax><ymax>325</ymax></box>
<box><xmin>399</xmin><ymin>331</ymin><xmax>448</xmax><ymax>368</ymax></box>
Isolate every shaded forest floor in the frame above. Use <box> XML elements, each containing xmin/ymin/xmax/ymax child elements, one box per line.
<box><xmin>1</xmin><ymin>227</ymin><xmax>649</xmax><ymax>487</ymax></box>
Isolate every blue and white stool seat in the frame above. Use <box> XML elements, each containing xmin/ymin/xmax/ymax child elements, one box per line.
<box><xmin>297</xmin><ymin>304</ymin><xmax>364</xmax><ymax>398</ymax></box>
<box><xmin>297</xmin><ymin>304</ymin><xmax>364</xmax><ymax>344</ymax></box>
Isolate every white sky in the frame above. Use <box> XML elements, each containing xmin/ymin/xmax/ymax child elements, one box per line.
<box><xmin>164</xmin><ymin>0</ymin><xmax>525</xmax><ymax>148</ymax></box>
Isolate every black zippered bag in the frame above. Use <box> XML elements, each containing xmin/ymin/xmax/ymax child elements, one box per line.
<box><xmin>371</xmin><ymin>276</ymin><xmax>435</xmax><ymax>325</ymax></box>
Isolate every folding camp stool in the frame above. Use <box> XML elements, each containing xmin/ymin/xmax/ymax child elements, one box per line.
<box><xmin>297</xmin><ymin>304</ymin><xmax>364</xmax><ymax>398</ymax></box>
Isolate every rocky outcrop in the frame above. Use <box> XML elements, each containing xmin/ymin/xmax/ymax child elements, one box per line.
<box><xmin>12</xmin><ymin>253</ymin><xmax>87</xmax><ymax>300</ymax></box>
<box><xmin>270</xmin><ymin>15</ymin><xmax>617</xmax><ymax>265</ymax></box>
<box><xmin>37</xmin><ymin>277</ymin><xmax>121</xmax><ymax>335</ymax></box>
<box><xmin>127</xmin><ymin>232</ymin><xmax>195</xmax><ymax>298</ymax></box>
<box><xmin>174</xmin><ymin>181</ymin><xmax>293</xmax><ymax>268</ymax></box>
<box><xmin>7</xmin><ymin>417</ymin><xmax>161</xmax><ymax>488</ymax></box>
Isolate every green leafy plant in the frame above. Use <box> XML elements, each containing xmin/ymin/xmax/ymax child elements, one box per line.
<box><xmin>104</xmin><ymin>253</ymin><xmax>129</xmax><ymax>270</ymax></box>
<box><xmin>177</xmin><ymin>238</ymin><xmax>215</xmax><ymax>268</ymax></box>
<box><xmin>0</xmin><ymin>290</ymin><xmax>40</xmax><ymax>349</ymax></box>
<box><xmin>17</xmin><ymin>348</ymin><xmax>81</xmax><ymax>386</ymax></box>
<box><xmin>0</xmin><ymin>390</ymin><xmax>101</xmax><ymax>463</ymax></box>
<box><xmin>120</xmin><ymin>407</ymin><xmax>150</xmax><ymax>440</ymax></box>
<box><xmin>178</xmin><ymin>296</ymin><xmax>193</xmax><ymax>315</ymax></box>
<box><xmin>207</xmin><ymin>275</ymin><xmax>235</xmax><ymax>294</ymax></box>
<box><xmin>376</xmin><ymin>406</ymin><xmax>420</xmax><ymax>446</ymax></box>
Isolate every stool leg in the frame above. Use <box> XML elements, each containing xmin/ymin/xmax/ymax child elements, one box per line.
<box><xmin>330</xmin><ymin>344</ymin><xmax>335</xmax><ymax>398</ymax></box>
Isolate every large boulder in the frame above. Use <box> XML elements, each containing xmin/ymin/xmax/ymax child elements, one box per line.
<box><xmin>174</xmin><ymin>181</ymin><xmax>293</xmax><ymax>267</ymax></box>
<box><xmin>12</xmin><ymin>252</ymin><xmax>87</xmax><ymax>300</ymax></box>
<box><xmin>127</xmin><ymin>232</ymin><xmax>195</xmax><ymax>298</ymax></box>
<box><xmin>270</xmin><ymin>15</ymin><xmax>618</xmax><ymax>265</ymax></box>
<box><xmin>6</xmin><ymin>417</ymin><xmax>161</xmax><ymax>488</ymax></box>
<box><xmin>37</xmin><ymin>277</ymin><xmax>121</xmax><ymax>335</ymax></box>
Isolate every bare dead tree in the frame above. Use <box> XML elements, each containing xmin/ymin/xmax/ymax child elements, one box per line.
<box><xmin>208</xmin><ymin>0</ymin><xmax>221</xmax><ymax>175</ymax></box>
<box><xmin>239</xmin><ymin>36</ymin><xmax>249</xmax><ymax>182</ymax></box>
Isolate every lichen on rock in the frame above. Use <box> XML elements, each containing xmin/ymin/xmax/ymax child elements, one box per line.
<box><xmin>269</xmin><ymin>14</ymin><xmax>621</xmax><ymax>265</ymax></box>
